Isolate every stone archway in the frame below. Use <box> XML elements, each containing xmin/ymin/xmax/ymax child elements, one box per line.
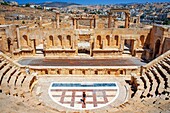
<box><xmin>140</xmin><ymin>35</ymin><xmax>145</xmax><ymax>46</ymax></box>
<box><xmin>97</xmin><ymin>35</ymin><xmax>102</xmax><ymax>49</ymax></box>
<box><xmin>154</xmin><ymin>39</ymin><xmax>160</xmax><ymax>58</ymax></box>
<box><xmin>23</xmin><ymin>35</ymin><xmax>28</xmax><ymax>46</ymax></box>
<box><xmin>78</xmin><ymin>34</ymin><xmax>90</xmax><ymax>54</ymax></box>
<box><xmin>106</xmin><ymin>35</ymin><xmax>110</xmax><ymax>47</ymax></box>
<box><xmin>7</xmin><ymin>37</ymin><xmax>11</xmax><ymax>52</ymax></box>
<box><xmin>57</xmin><ymin>35</ymin><xmax>62</xmax><ymax>48</ymax></box>
<box><xmin>49</xmin><ymin>35</ymin><xmax>54</xmax><ymax>46</ymax></box>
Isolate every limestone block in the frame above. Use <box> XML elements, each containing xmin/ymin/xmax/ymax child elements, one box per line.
<box><xmin>1</xmin><ymin>67</ymin><xmax>17</xmax><ymax>94</ymax></box>
<box><xmin>8</xmin><ymin>70</ymin><xmax>21</xmax><ymax>95</ymax></box>
<box><xmin>22</xmin><ymin>75</ymin><xmax>36</xmax><ymax>94</ymax></box>
<box><xmin>0</xmin><ymin>64</ymin><xmax>11</xmax><ymax>82</ymax></box>
<box><xmin>16</xmin><ymin>73</ymin><xmax>25</xmax><ymax>96</ymax></box>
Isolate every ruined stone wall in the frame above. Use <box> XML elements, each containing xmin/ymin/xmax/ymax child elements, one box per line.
<box><xmin>1</xmin><ymin>21</ymin><xmax>169</xmax><ymax>59</ymax></box>
<box><xmin>162</xmin><ymin>37</ymin><xmax>170</xmax><ymax>53</ymax></box>
<box><xmin>0</xmin><ymin>27</ymin><xmax>7</xmax><ymax>52</ymax></box>
<box><xmin>149</xmin><ymin>25</ymin><xmax>170</xmax><ymax>59</ymax></box>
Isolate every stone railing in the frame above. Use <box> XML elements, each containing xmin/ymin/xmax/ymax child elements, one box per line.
<box><xmin>28</xmin><ymin>66</ymin><xmax>140</xmax><ymax>76</ymax></box>
<box><xmin>0</xmin><ymin>51</ymin><xmax>26</xmax><ymax>73</ymax></box>
<box><xmin>140</xmin><ymin>50</ymin><xmax>170</xmax><ymax>76</ymax></box>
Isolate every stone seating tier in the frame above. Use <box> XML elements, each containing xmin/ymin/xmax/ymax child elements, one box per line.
<box><xmin>0</xmin><ymin>54</ymin><xmax>37</xmax><ymax>97</ymax></box>
<box><xmin>130</xmin><ymin>54</ymin><xmax>170</xmax><ymax>100</ymax></box>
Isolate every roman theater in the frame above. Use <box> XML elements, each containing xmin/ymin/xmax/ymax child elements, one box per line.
<box><xmin>0</xmin><ymin>8</ymin><xmax>170</xmax><ymax>113</ymax></box>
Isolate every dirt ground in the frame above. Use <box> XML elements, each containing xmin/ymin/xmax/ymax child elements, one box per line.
<box><xmin>0</xmin><ymin>93</ymin><xmax>170</xmax><ymax>113</ymax></box>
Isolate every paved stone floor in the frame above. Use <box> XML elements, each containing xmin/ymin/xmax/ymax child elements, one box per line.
<box><xmin>35</xmin><ymin>76</ymin><xmax>129</xmax><ymax>112</ymax></box>
<box><xmin>49</xmin><ymin>88</ymin><xmax>118</xmax><ymax>110</ymax></box>
<box><xmin>18</xmin><ymin>57</ymin><xmax>146</xmax><ymax>66</ymax></box>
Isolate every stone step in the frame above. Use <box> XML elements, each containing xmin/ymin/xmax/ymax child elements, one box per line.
<box><xmin>151</xmin><ymin>67</ymin><xmax>165</xmax><ymax>94</ymax></box>
<box><xmin>135</xmin><ymin>76</ymin><xmax>145</xmax><ymax>98</ymax></box>
<box><xmin>21</xmin><ymin>75</ymin><xmax>36</xmax><ymax>95</ymax></box>
<box><xmin>158</xmin><ymin>63</ymin><xmax>169</xmax><ymax>75</ymax></box>
<box><xmin>15</xmin><ymin>73</ymin><xmax>26</xmax><ymax>97</ymax></box>
<box><xmin>149</xmin><ymin>68</ymin><xmax>160</xmax><ymax>96</ymax></box>
<box><xmin>161</xmin><ymin>61</ymin><xmax>170</xmax><ymax>73</ymax></box>
<box><xmin>8</xmin><ymin>70</ymin><xmax>21</xmax><ymax>96</ymax></box>
<box><xmin>0</xmin><ymin>61</ymin><xmax>6</xmax><ymax>69</ymax></box>
<box><xmin>167</xmin><ymin>55</ymin><xmax>170</xmax><ymax>60</ymax></box>
<box><xmin>136</xmin><ymin>76</ymin><xmax>145</xmax><ymax>90</ymax></box>
<box><xmin>0</xmin><ymin>64</ymin><xmax>11</xmax><ymax>85</ymax></box>
<box><xmin>145</xmin><ymin>71</ymin><xmax>157</xmax><ymax>97</ymax></box>
<box><xmin>156</xmin><ymin>64</ymin><xmax>168</xmax><ymax>79</ymax></box>
<box><xmin>164</xmin><ymin>57</ymin><xmax>170</xmax><ymax>65</ymax></box>
<box><xmin>145</xmin><ymin>71</ymin><xmax>153</xmax><ymax>91</ymax></box>
<box><xmin>155</xmin><ymin>64</ymin><xmax>169</xmax><ymax>88</ymax></box>
<box><xmin>1</xmin><ymin>67</ymin><xmax>17</xmax><ymax>94</ymax></box>
<box><xmin>3</xmin><ymin>67</ymin><xmax>17</xmax><ymax>84</ymax></box>
<box><xmin>141</xmin><ymin>74</ymin><xmax>150</xmax><ymax>97</ymax></box>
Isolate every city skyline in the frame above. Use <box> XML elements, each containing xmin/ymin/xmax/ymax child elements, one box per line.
<box><xmin>13</xmin><ymin>0</ymin><xmax>170</xmax><ymax>5</ymax></box>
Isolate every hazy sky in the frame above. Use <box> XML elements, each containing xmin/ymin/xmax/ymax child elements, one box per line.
<box><xmin>14</xmin><ymin>0</ymin><xmax>169</xmax><ymax>4</ymax></box>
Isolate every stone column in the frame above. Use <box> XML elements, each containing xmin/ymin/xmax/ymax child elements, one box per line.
<box><xmin>62</xmin><ymin>35</ymin><xmax>65</xmax><ymax>49</ymax></box>
<box><xmin>75</xmin><ymin>34</ymin><xmax>78</xmax><ymax>55</ymax></box>
<box><xmin>120</xmin><ymin>38</ymin><xmax>124</xmax><ymax>51</ymax></box>
<box><xmin>138</xmin><ymin>16</ymin><xmax>140</xmax><ymax>24</ymax></box>
<box><xmin>94</xmin><ymin>37</ymin><xmax>97</xmax><ymax>49</ymax></box>
<box><xmin>125</xmin><ymin>13</ymin><xmax>130</xmax><ymax>28</ymax></box>
<box><xmin>102</xmin><ymin>40</ymin><xmax>105</xmax><ymax>49</ymax></box>
<box><xmin>76</xmin><ymin>20</ymin><xmax>79</xmax><ymax>29</ymax></box>
<box><xmin>39</xmin><ymin>16</ymin><xmax>42</xmax><ymax>27</ymax></box>
<box><xmin>56</xmin><ymin>12</ymin><xmax>60</xmax><ymax>28</ymax></box>
<box><xmin>16</xmin><ymin>27</ymin><xmax>21</xmax><ymax>49</ymax></box>
<box><xmin>110</xmin><ymin>34</ymin><xmax>112</xmax><ymax>47</ymax></box>
<box><xmin>72</xmin><ymin>36</ymin><xmax>74</xmax><ymax>49</ymax></box>
<box><xmin>90</xmin><ymin>35</ymin><xmax>93</xmax><ymax>56</ymax></box>
<box><xmin>108</xmin><ymin>13</ymin><xmax>112</xmax><ymax>28</ymax></box>
<box><xmin>125</xmin><ymin>14</ymin><xmax>128</xmax><ymax>28</ymax></box>
<box><xmin>73</xmin><ymin>19</ymin><xmax>77</xmax><ymax>29</ymax></box>
<box><xmin>94</xmin><ymin>15</ymin><xmax>98</xmax><ymax>29</ymax></box>
<box><xmin>114</xmin><ymin>18</ymin><xmax>118</xmax><ymax>28</ymax></box>
<box><xmin>90</xmin><ymin>19</ymin><xmax>93</xmax><ymax>29</ymax></box>
<box><xmin>31</xmin><ymin>39</ymin><xmax>36</xmax><ymax>55</ymax></box>
<box><xmin>131</xmin><ymin>40</ymin><xmax>136</xmax><ymax>56</ymax></box>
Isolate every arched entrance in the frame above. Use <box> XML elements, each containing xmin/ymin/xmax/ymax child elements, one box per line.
<box><xmin>154</xmin><ymin>39</ymin><xmax>160</xmax><ymax>58</ymax></box>
<box><xmin>123</xmin><ymin>39</ymin><xmax>135</xmax><ymax>55</ymax></box>
<box><xmin>78</xmin><ymin>34</ymin><xmax>90</xmax><ymax>55</ymax></box>
<box><xmin>7</xmin><ymin>37</ymin><xmax>11</xmax><ymax>52</ymax></box>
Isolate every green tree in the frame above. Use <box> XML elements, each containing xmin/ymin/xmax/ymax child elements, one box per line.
<box><xmin>22</xmin><ymin>21</ymin><xmax>25</xmax><ymax>24</ymax></box>
<box><xmin>163</xmin><ymin>19</ymin><xmax>170</xmax><ymax>25</ymax></box>
<box><xmin>84</xmin><ymin>8</ymin><xmax>88</xmax><ymax>12</ymax></box>
<box><xmin>25</xmin><ymin>3</ymin><xmax>30</xmax><ymax>7</ymax></box>
<box><xmin>1</xmin><ymin>2</ymin><xmax>9</xmax><ymax>5</ymax></box>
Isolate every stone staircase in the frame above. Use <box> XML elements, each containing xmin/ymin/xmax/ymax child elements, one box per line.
<box><xmin>0</xmin><ymin>53</ymin><xmax>37</xmax><ymax>97</ymax></box>
<box><xmin>130</xmin><ymin>50</ymin><xmax>170</xmax><ymax>100</ymax></box>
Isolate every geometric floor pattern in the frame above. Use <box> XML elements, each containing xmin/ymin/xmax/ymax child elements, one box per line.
<box><xmin>49</xmin><ymin>89</ymin><xmax>118</xmax><ymax>110</ymax></box>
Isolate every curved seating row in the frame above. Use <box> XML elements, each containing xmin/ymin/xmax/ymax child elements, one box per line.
<box><xmin>132</xmin><ymin>55</ymin><xmax>170</xmax><ymax>99</ymax></box>
<box><xmin>0</xmin><ymin>55</ymin><xmax>36</xmax><ymax>97</ymax></box>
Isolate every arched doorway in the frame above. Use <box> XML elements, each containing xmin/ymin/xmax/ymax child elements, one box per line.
<box><xmin>106</xmin><ymin>35</ymin><xmax>110</xmax><ymax>47</ymax></box>
<box><xmin>57</xmin><ymin>35</ymin><xmax>62</xmax><ymax>48</ymax></box>
<box><xmin>66</xmin><ymin>35</ymin><xmax>71</xmax><ymax>49</ymax></box>
<box><xmin>78</xmin><ymin>34</ymin><xmax>90</xmax><ymax>55</ymax></box>
<box><xmin>49</xmin><ymin>35</ymin><xmax>54</xmax><ymax>46</ymax></box>
<box><xmin>154</xmin><ymin>39</ymin><xmax>160</xmax><ymax>58</ymax></box>
<box><xmin>23</xmin><ymin>35</ymin><xmax>28</xmax><ymax>46</ymax></box>
<box><xmin>7</xmin><ymin>37</ymin><xmax>11</xmax><ymax>52</ymax></box>
<box><xmin>97</xmin><ymin>35</ymin><xmax>102</xmax><ymax>49</ymax></box>
<box><xmin>140</xmin><ymin>35</ymin><xmax>145</xmax><ymax>46</ymax></box>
